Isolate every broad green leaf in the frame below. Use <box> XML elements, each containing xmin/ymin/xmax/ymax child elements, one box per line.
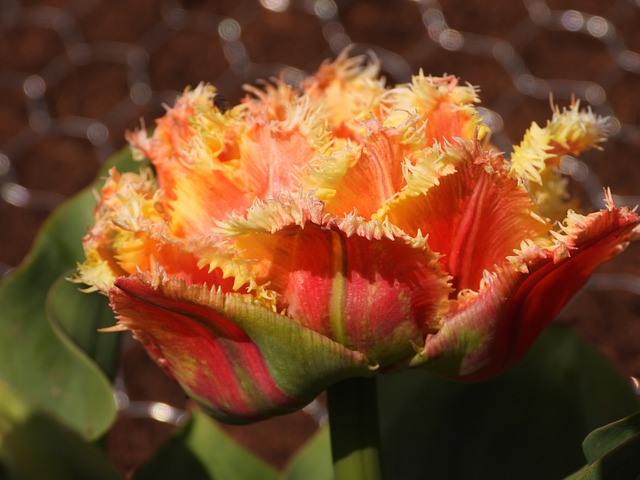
<box><xmin>377</xmin><ymin>326</ymin><xmax>640</xmax><ymax>480</ymax></box>
<box><xmin>0</xmin><ymin>380</ymin><xmax>122</xmax><ymax>480</ymax></box>
<box><xmin>46</xmin><ymin>274</ymin><xmax>121</xmax><ymax>379</ymax></box>
<box><xmin>583</xmin><ymin>411</ymin><xmax>640</xmax><ymax>463</ymax></box>
<box><xmin>563</xmin><ymin>412</ymin><xmax>640</xmax><ymax>479</ymax></box>
<box><xmin>283</xmin><ymin>426</ymin><xmax>332</xmax><ymax>480</ymax></box>
<box><xmin>0</xmin><ymin>149</ymin><xmax>139</xmax><ymax>438</ymax></box>
<box><xmin>134</xmin><ymin>410</ymin><xmax>279</xmax><ymax>480</ymax></box>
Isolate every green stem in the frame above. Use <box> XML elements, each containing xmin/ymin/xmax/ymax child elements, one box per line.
<box><xmin>327</xmin><ymin>376</ymin><xmax>383</xmax><ymax>480</ymax></box>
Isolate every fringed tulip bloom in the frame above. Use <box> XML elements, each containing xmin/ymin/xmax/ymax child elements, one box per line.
<box><xmin>76</xmin><ymin>53</ymin><xmax>640</xmax><ymax>422</ymax></box>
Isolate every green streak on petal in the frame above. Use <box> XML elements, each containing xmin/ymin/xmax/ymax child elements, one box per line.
<box><xmin>406</xmin><ymin>328</ymin><xmax>489</xmax><ymax>377</ymax></box>
<box><xmin>115</xmin><ymin>274</ymin><xmax>376</xmax><ymax>421</ymax></box>
<box><xmin>329</xmin><ymin>232</ymin><xmax>348</xmax><ymax>345</ymax></box>
<box><xmin>233</xmin><ymin>362</ymin><xmax>273</xmax><ymax>410</ymax></box>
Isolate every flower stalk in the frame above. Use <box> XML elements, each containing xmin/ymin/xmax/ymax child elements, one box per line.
<box><xmin>327</xmin><ymin>377</ymin><xmax>383</xmax><ymax>480</ymax></box>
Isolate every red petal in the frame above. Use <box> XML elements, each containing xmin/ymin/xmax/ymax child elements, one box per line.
<box><xmin>111</xmin><ymin>275</ymin><xmax>302</xmax><ymax>422</ymax></box>
<box><xmin>503</xmin><ymin>207</ymin><xmax>640</xmax><ymax>368</ymax></box>
<box><xmin>416</xmin><ymin>205</ymin><xmax>640</xmax><ymax>381</ymax></box>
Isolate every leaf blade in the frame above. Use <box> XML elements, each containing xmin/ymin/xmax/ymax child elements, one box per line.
<box><xmin>134</xmin><ymin>410</ymin><xmax>280</xmax><ymax>480</ymax></box>
<box><xmin>0</xmin><ymin>380</ymin><xmax>122</xmax><ymax>480</ymax></box>
<box><xmin>0</xmin><ymin>149</ymin><xmax>139</xmax><ymax>438</ymax></box>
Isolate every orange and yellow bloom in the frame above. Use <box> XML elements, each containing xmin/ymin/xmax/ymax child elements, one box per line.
<box><xmin>76</xmin><ymin>53</ymin><xmax>640</xmax><ymax>422</ymax></box>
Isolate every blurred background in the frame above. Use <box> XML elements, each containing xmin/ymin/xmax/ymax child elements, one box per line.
<box><xmin>1</xmin><ymin>0</ymin><xmax>640</xmax><ymax>475</ymax></box>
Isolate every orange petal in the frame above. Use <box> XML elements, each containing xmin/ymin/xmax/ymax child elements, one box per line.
<box><xmin>301</xmin><ymin>50</ymin><xmax>386</xmax><ymax>133</ymax></box>
<box><xmin>75</xmin><ymin>167</ymin><xmax>233</xmax><ymax>292</ymax></box>
<box><xmin>128</xmin><ymin>86</ymin><xmax>214</xmax><ymax>200</ymax></box>
<box><xmin>310</xmin><ymin>122</ymin><xmax>416</xmax><ymax>218</ymax></box>
<box><xmin>168</xmin><ymin>170</ymin><xmax>249</xmax><ymax>239</ymax></box>
<box><xmin>384</xmin><ymin>73</ymin><xmax>486</xmax><ymax>145</ymax></box>
<box><xmin>385</xmin><ymin>144</ymin><xmax>549</xmax><ymax>292</ymax></box>
<box><xmin>235</xmin><ymin>112</ymin><xmax>322</xmax><ymax>200</ymax></box>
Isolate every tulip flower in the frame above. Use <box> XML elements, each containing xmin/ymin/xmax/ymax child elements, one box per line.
<box><xmin>75</xmin><ymin>52</ymin><xmax>640</xmax><ymax>428</ymax></box>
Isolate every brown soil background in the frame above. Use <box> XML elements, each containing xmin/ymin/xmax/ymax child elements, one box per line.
<box><xmin>1</xmin><ymin>0</ymin><xmax>640</xmax><ymax>476</ymax></box>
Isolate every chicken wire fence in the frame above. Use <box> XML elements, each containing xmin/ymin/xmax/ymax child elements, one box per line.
<box><xmin>1</xmin><ymin>0</ymin><xmax>640</xmax><ymax>426</ymax></box>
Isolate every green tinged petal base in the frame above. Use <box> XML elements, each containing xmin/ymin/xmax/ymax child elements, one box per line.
<box><xmin>111</xmin><ymin>273</ymin><xmax>377</xmax><ymax>422</ymax></box>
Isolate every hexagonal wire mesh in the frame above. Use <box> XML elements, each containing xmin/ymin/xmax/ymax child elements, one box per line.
<box><xmin>1</xmin><ymin>0</ymin><xmax>640</xmax><ymax>471</ymax></box>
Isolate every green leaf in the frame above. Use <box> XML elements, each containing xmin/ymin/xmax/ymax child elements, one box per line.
<box><xmin>46</xmin><ymin>274</ymin><xmax>121</xmax><ymax>379</ymax></box>
<box><xmin>0</xmin><ymin>148</ymin><xmax>139</xmax><ymax>438</ymax></box>
<box><xmin>583</xmin><ymin>411</ymin><xmax>640</xmax><ymax>463</ymax></box>
<box><xmin>377</xmin><ymin>326</ymin><xmax>640</xmax><ymax>480</ymax></box>
<box><xmin>0</xmin><ymin>380</ymin><xmax>122</xmax><ymax>480</ymax></box>
<box><xmin>283</xmin><ymin>426</ymin><xmax>332</xmax><ymax>480</ymax></box>
<box><xmin>564</xmin><ymin>412</ymin><xmax>640</xmax><ymax>479</ymax></box>
<box><xmin>134</xmin><ymin>410</ymin><xmax>279</xmax><ymax>480</ymax></box>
